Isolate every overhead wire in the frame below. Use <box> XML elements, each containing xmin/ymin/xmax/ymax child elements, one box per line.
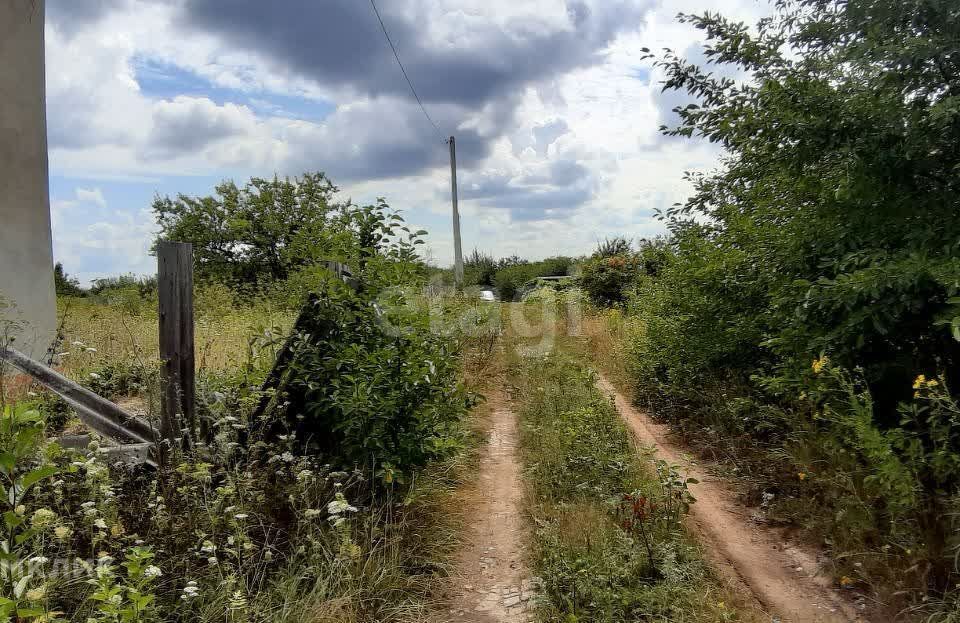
<box><xmin>368</xmin><ymin>0</ymin><xmax>447</xmax><ymax>143</ymax></box>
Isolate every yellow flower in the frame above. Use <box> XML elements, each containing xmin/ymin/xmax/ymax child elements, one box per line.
<box><xmin>927</xmin><ymin>378</ymin><xmax>939</xmax><ymax>388</ymax></box>
<box><xmin>53</xmin><ymin>526</ymin><xmax>72</xmax><ymax>541</ymax></box>
<box><xmin>797</xmin><ymin>472</ymin><xmax>807</xmax><ymax>481</ymax></box>
<box><xmin>717</xmin><ymin>602</ymin><xmax>726</xmax><ymax>610</ymax></box>
<box><xmin>812</xmin><ymin>355</ymin><xmax>828</xmax><ymax>374</ymax></box>
<box><xmin>839</xmin><ymin>576</ymin><xmax>854</xmax><ymax>587</ymax></box>
<box><xmin>913</xmin><ymin>374</ymin><xmax>927</xmax><ymax>390</ymax></box>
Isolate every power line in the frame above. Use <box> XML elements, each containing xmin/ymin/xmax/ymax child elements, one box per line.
<box><xmin>369</xmin><ymin>0</ymin><xmax>446</xmax><ymax>142</ymax></box>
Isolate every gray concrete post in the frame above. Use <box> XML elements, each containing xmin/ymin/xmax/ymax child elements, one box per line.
<box><xmin>0</xmin><ymin>0</ymin><xmax>56</xmax><ymax>360</ymax></box>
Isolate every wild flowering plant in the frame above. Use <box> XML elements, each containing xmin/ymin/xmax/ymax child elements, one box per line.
<box><xmin>618</xmin><ymin>458</ymin><xmax>697</xmax><ymax>568</ymax></box>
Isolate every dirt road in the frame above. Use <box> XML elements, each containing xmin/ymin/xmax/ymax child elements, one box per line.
<box><xmin>440</xmin><ymin>396</ymin><xmax>536</xmax><ymax>623</ymax></box>
<box><xmin>596</xmin><ymin>373</ymin><xmax>864</xmax><ymax>623</ymax></box>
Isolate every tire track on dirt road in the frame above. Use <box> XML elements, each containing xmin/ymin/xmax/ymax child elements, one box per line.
<box><xmin>439</xmin><ymin>392</ymin><xmax>537</xmax><ymax>623</ymax></box>
<box><xmin>596</xmin><ymin>373</ymin><xmax>866</xmax><ymax>623</ymax></box>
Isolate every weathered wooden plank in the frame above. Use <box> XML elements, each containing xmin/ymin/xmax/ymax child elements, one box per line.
<box><xmin>157</xmin><ymin>241</ymin><xmax>195</xmax><ymax>445</ymax></box>
<box><xmin>0</xmin><ymin>347</ymin><xmax>157</xmax><ymax>445</ymax></box>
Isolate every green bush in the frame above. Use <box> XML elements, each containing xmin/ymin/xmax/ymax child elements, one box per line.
<box><xmin>579</xmin><ymin>238</ymin><xmax>671</xmax><ymax>308</ymax></box>
<box><xmin>646</xmin><ymin>0</ymin><xmax>960</xmax><ymax>408</ymax></box>
<box><xmin>762</xmin><ymin>361</ymin><xmax>960</xmax><ymax>590</ymax></box>
<box><xmin>463</xmin><ymin>250</ymin><xmax>497</xmax><ymax>287</ymax></box>
<box><xmin>253</xmin><ymin>278</ymin><xmax>472</xmax><ymax>483</ymax></box>
<box><xmin>493</xmin><ymin>256</ymin><xmax>572</xmax><ymax>301</ymax></box>
<box><xmin>607</xmin><ymin>0</ymin><xmax>960</xmax><ymax>603</ymax></box>
<box><xmin>579</xmin><ymin>255</ymin><xmax>641</xmax><ymax>307</ymax></box>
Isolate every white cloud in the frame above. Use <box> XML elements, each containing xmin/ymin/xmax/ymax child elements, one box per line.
<box><xmin>75</xmin><ymin>187</ymin><xmax>107</xmax><ymax>209</ymax></box>
<box><xmin>44</xmin><ymin>0</ymin><xmax>776</xmax><ymax>275</ymax></box>
<box><xmin>50</xmin><ymin>188</ymin><xmax>157</xmax><ymax>286</ymax></box>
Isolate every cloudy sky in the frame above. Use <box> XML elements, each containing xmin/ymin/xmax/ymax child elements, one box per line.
<box><xmin>45</xmin><ymin>0</ymin><xmax>769</xmax><ymax>285</ymax></box>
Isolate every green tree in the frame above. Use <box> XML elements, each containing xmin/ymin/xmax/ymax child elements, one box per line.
<box><xmin>652</xmin><ymin>0</ymin><xmax>960</xmax><ymax>410</ymax></box>
<box><xmin>154</xmin><ymin>173</ymin><xmax>350</xmax><ymax>286</ymax></box>
<box><xmin>635</xmin><ymin>0</ymin><xmax>960</xmax><ymax>592</ymax></box>
<box><xmin>53</xmin><ymin>262</ymin><xmax>84</xmax><ymax>297</ymax></box>
<box><xmin>463</xmin><ymin>250</ymin><xmax>497</xmax><ymax>287</ymax></box>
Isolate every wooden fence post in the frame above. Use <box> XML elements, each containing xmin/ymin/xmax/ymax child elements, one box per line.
<box><xmin>157</xmin><ymin>241</ymin><xmax>195</xmax><ymax>447</ymax></box>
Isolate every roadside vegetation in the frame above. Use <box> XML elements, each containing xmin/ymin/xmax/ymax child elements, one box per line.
<box><xmin>573</xmin><ymin>0</ymin><xmax>960</xmax><ymax>618</ymax></box>
<box><xmin>5</xmin><ymin>0</ymin><xmax>956</xmax><ymax>620</ymax></box>
<box><xmin>0</xmin><ymin>173</ymin><xmax>493</xmax><ymax>622</ymax></box>
<box><xmin>454</xmin><ymin>251</ymin><xmax>573</xmax><ymax>301</ymax></box>
<box><xmin>507</xmin><ymin>317</ymin><xmax>752</xmax><ymax>623</ymax></box>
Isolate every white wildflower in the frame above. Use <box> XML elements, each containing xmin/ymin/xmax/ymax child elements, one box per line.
<box><xmin>144</xmin><ymin>565</ymin><xmax>162</xmax><ymax>579</ymax></box>
<box><xmin>327</xmin><ymin>492</ymin><xmax>357</xmax><ymax>516</ymax></box>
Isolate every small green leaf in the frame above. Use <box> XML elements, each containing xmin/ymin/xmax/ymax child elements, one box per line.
<box><xmin>18</xmin><ymin>465</ymin><xmax>56</xmax><ymax>494</ymax></box>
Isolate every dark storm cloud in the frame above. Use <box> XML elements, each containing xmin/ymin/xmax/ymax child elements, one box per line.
<box><xmin>279</xmin><ymin>97</ymin><xmax>491</xmax><ymax>182</ymax></box>
<box><xmin>44</xmin><ymin>0</ymin><xmax>646</xmax><ymax>216</ymax></box>
<box><xmin>177</xmin><ymin>1</ymin><xmax>644</xmax><ymax>106</ymax></box>
<box><xmin>174</xmin><ymin>0</ymin><xmax>648</xmax><ymax>181</ymax></box>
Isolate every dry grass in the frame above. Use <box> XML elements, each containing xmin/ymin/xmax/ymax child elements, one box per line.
<box><xmin>54</xmin><ymin>295</ymin><xmax>294</xmax><ymax>377</ymax></box>
<box><xmin>577</xmin><ymin>308</ymin><xmax>643</xmax><ymax>391</ymax></box>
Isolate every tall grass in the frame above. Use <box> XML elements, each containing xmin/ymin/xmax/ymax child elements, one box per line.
<box><xmin>55</xmin><ymin>292</ymin><xmax>294</xmax><ymax>377</ymax></box>
<box><xmin>0</xmin><ymin>286</ymin><xmax>492</xmax><ymax>622</ymax></box>
<box><xmin>509</xmin><ymin>341</ymin><xmax>755</xmax><ymax>623</ymax></box>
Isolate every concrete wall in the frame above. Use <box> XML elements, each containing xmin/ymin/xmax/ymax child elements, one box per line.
<box><xmin>0</xmin><ymin>0</ymin><xmax>56</xmax><ymax>360</ymax></box>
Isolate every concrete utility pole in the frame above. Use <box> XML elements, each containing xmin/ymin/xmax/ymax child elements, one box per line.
<box><xmin>449</xmin><ymin>135</ymin><xmax>464</xmax><ymax>289</ymax></box>
<box><xmin>0</xmin><ymin>0</ymin><xmax>56</xmax><ymax>361</ymax></box>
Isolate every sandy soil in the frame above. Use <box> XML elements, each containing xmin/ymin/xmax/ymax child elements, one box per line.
<box><xmin>596</xmin><ymin>373</ymin><xmax>868</xmax><ymax>623</ymax></box>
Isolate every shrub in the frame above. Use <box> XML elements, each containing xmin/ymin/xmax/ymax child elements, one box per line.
<box><xmin>579</xmin><ymin>238</ymin><xmax>671</xmax><ymax>308</ymax></box>
<box><xmin>463</xmin><ymin>250</ymin><xmax>497</xmax><ymax>287</ymax></box>
<box><xmin>769</xmin><ymin>362</ymin><xmax>960</xmax><ymax>591</ymax></box>
<box><xmin>252</xmin><ymin>279</ymin><xmax>473</xmax><ymax>483</ymax></box>
<box><xmin>54</xmin><ymin>262</ymin><xmax>85</xmax><ymax>297</ymax></box>
<box><xmin>594</xmin><ymin>236</ymin><xmax>632</xmax><ymax>259</ymax></box>
<box><xmin>579</xmin><ymin>254</ymin><xmax>642</xmax><ymax>307</ymax></box>
<box><xmin>493</xmin><ymin>256</ymin><xmax>572</xmax><ymax>301</ymax></box>
<box><xmin>608</xmin><ymin>0</ymin><xmax>960</xmax><ymax>602</ymax></box>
